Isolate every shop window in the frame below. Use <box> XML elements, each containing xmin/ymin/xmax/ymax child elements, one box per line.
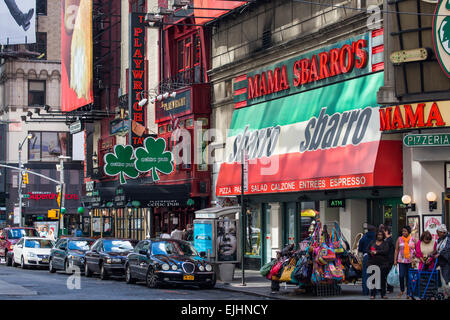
<box><xmin>28</xmin><ymin>80</ymin><xmax>46</xmax><ymax>106</ymax></box>
<box><xmin>159</xmin><ymin>126</ymin><xmax>165</xmax><ymax>134</ymax></box>
<box><xmin>299</xmin><ymin>201</ymin><xmax>320</xmax><ymax>241</ymax></box>
<box><xmin>186</xmin><ymin>118</ymin><xmax>193</xmax><ymax>128</ymax></box>
<box><xmin>130</xmin><ymin>0</ymin><xmax>145</xmax><ymax>12</ymax></box>
<box><xmin>28</xmin><ymin>132</ymin><xmax>70</xmax><ymax>162</ymax></box>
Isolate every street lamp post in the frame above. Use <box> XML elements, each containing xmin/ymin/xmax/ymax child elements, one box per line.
<box><xmin>58</xmin><ymin>156</ymin><xmax>71</xmax><ymax>236</ymax></box>
<box><xmin>17</xmin><ymin>134</ymin><xmax>33</xmax><ymax>227</ymax></box>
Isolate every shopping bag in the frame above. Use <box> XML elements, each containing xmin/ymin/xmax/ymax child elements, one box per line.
<box><xmin>259</xmin><ymin>260</ymin><xmax>276</xmax><ymax>277</ymax></box>
<box><xmin>387</xmin><ymin>265</ymin><xmax>400</xmax><ymax>287</ymax></box>
<box><xmin>293</xmin><ymin>255</ymin><xmax>310</xmax><ymax>281</ymax></box>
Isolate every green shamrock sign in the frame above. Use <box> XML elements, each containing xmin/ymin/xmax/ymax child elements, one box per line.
<box><xmin>103</xmin><ymin>145</ymin><xmax>139</xmax><ymax>184</ymax></box>
<box><xmin>134</xmin><ymin>137</ymin><xmax>174</xmax><ymax>181</ymax></box>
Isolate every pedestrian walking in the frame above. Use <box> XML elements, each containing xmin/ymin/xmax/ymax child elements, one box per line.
<box><xmin>384</xmin><ymin>226</ymin><xmax>395</xmax><ymax>293</ymax></box>
<box><xmin>415</xmin><ymin>230</ymin><xmax>437</xmax><ymax>271</ymax></box>
<box><xmin>170</xmin><ymin>225</ymin><xmax>185</xmax><ymax>240</ymax></box>
<box><xmin>394</xmin><ymin>225</ymin><xmax>416</xmax><ymax>299</ymax></box>
<box><xmin>160</xmin><ymin>227</ymin><xmax>171</xmax><ymax>239</ymax></box>
<box><xmin>184</xmin><ymin>224</ymin><xmax>194</xmax><ymax>241</ymax></box>
<box><xmin>358</xmin><ymin>225</ymin><xmax>376</xmax><ymax>295</ymax></box>
<box><xmin>368</xmin><ymin>230</ymin><xmax>390</xmax><ymax>299</ymax></box>
<box><xmin>434</xmin><ymin>224</ymin><xmax>450</xmax><ymax>298</ymax></box>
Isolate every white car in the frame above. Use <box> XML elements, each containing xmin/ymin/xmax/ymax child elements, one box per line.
<box><xmin>12</xmin><ymin>237</ymin><xmax>54</xmax><ymax>269</ymax></box>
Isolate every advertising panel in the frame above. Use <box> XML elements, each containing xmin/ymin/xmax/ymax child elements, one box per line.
<box><xmin>129</xmin><ymin>12</ymin><xmax>146</xmax><ymax>147</ymax></box>
<box><xmin>0</xmin><ymin>0</ymin><xmax>36</xmax><ymax>45</ymax></box>
<box><xmin>61</xmin><ymin>0</ymin><xmax>93</xmax><ymax>112</ymax></box>
<box><xmin>34</xmin><ymin>221</ymin><xmax>59</xmax><ymax>241</ymax></box>
<box><xmin>216</xmin><ymin>219</ymin><xmax>238</xmax><ymax>263</ymax></box>
<box><xmin>193</xmin><ymin>220</ymin><xmax>214</xmax><ymax>256</ymax></box>
<box><xmin>423</xmin><ymin>215</ymin><xmax>443</xmax><ymax>242</ymax></box>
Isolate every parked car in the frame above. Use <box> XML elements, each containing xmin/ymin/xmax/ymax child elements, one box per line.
<box><xmin>84</xmin><ymin>238</ymin><xmax>135</xmax><ymax>280</ymax></box>
<box><xmin>1</xmin><ymin>227</ymin><xmax>39</xmax><ymax>266</ymax></box>
<box><xmin>125</xmin><ymin>239</ymin><xmax>215</xmax><ymax>289</ymax></box>
<box><xmin>11</xmin><ymin>237</ymin><xmax>54</xmax><ymax>269</ymax></box>
<box><xmin>49</xmin><ymin>237</ymin><xmax>95</xmax><ymax>274</ymax></box>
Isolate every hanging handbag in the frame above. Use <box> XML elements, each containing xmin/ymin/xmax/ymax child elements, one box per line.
<box><xmin>260</xmin><ymin>259</ymin><xmax>276</xmax><ymax>277</ymax></box>
<box><xmin>317</xmin><ymin>243</ymin><xmax>336</xmax><ymax>265</ymax></box>
<box><xmin>328</xmin><ymin>262</ymin><xmax>344</xmax><ymax>281</ymax></box>
<box><xmin>279</xmin><ymin>258</ymin><xmax>297</xmax><ymax>282</ymax></box>
<box><xmin>266</xmin><ymin>260</ymin><xmax>283</xmax><ymax>280</ymax></box>
<box><xmin>332</xmin><ymin>227</ymin><xmax>345</xmax><ymax>254</ymax></box>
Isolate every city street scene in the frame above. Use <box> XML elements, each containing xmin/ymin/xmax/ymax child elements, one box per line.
<box><xmin>1</xmin><ymin>0</ymin><xmax>450</xmax><ymax>307</ymax></box>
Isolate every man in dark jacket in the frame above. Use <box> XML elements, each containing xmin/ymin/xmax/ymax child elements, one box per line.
<box><xmin>384</xmin><ymin>226</ymin><xmax>395</xmax><ymax>293</ymax></box>
<box><xmin>359</xmin><ymin>225</ymin><xmax>376</xmax><ymax>295</ymax></box>
<box><xmin>435</xmin><ymin>224</ymin><xmax>450</xmax><ymax>296</ymax></box>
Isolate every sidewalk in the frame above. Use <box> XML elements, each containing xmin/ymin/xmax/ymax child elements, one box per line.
<box><xmin>215</xmin><ymin>269</ymin><xmax>405</xmax><ymax>300</ymax></box>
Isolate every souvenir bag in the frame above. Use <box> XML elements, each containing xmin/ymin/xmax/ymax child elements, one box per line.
<box><xmin>350</xmin><ymin>253</ymin><xmax>362</xmax><ymax>271</ymax></box>
<box><xmin>317</xmin><ymin>243</ymin><xmax>336</xmax><ymax>265</ymax></box>
<box><xmin>266</xmin><ymin>260</ymin><xmax>283</xmax><ymax>280</ymax></box>
<box><xmin>279</xmin><ymin>258</ymin><xmax>297</xmax><ymax>282</ymax></box>
<box><xmin>328</xmin><ymin>262</ymin><xmax>344</xmax><ymax>281</ymax></box>
<box><xmin>311</xmin><ymin>261</ymin><xmax>324</xmax><ymax>284</ymax></box>
<box><xmin>331</xmin><ymin>227</ymin><xmax>345</xmax><ymax>254</ymax></box>
<box><xmin>260</xmin><ymin>259</ymin><xmax>276</xmax><ymax>277</ymax></box>
<box><xmin>293</xmin><ymin>254</ymin><xmax>310</xmax><ymax>282</ymax></box>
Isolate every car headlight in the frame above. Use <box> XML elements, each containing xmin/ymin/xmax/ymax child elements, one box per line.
<box><xmin>106</xmin><ymin>258</ymin><xmax>122</xmax><ymax>264</ymax></box>
<box><xmin>27</xmin><ymin>252</ymin><xmax>37</xmax><ymax>257</ymax></box>
<box><xmin>171</xmin><ymin>264</ymin><xmax>178</xmax><ymax>271</ymax></box>
<box><xmin>205</xmin><ymin>264</ymin><xmax>212</xmax><ymax>272</ymax></box>
<box><xmin>161</xmin><ymin>263</ymin><xmax>170</xmax><ymax>271</ymax></box>
<box><xmin>198</xmin><ymin>265</ymin><xmax>205</xmax><ymax>272</ymax></box>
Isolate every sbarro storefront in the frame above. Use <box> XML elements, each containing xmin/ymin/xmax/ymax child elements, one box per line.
<box><xmin>216</xmin><ymin>31</ymin><xmax>404</xmax><ymax>269</ymax></box>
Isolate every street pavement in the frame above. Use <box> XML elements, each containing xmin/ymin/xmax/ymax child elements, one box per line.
<box><xmin>0</xmin><ymin>263</ymin><xmax>267</xmax><ymax>300</ymax></box>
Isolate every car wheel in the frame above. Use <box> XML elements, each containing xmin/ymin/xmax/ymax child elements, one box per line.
<box><xmin>100</xmin><ymin>263</ymin><xmax>109</xmax><ymax>280</ymax></box>
<box><xmin>21</xmin><ymin>256</ymin><xmax>27</xmax><ymax>269</ymax></box>
<box><xmin>125</xmin><ymin>264</ymin><xmax>135</xmax><ymax>284</ymax></box>
<box><xmin>200</xmin><ymin>276</ymin><xmax>216</xmax><ymax>289</ymax></box>
<box><xmin>65</xmin><ymin>259</ymin><xmax>73</xmax><ymax>275</ymax></box>
<box><xmin>6</xmin><ymin>252</ymin><xmax>12</xmax><ymax>267</ymax></box>
<box><xmin>84</xmin><ymin>262</ymin><xmax>92</xmax><ymax>277</ymax></box>
<box><xmin>49</xmin><ymin>258</ymin><xmax>56</xmax><ymax>273</ymax></box>
<box><xmin>146</xmin><ymin>267</ymin><xmax>159</xmax><ymax>289</ymax></box>
<box><xmin>11</xmin><ymin>254</ymin><xmax>17</xmax><ymax>267</ymax></box>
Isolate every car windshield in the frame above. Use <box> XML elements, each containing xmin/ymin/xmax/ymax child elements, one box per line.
<box><xmin>103</xmin><ymin>240</ymin><xmax>133</xmax><ymax>252</ymax></box>
<box><xmin>25</xmin><ymin>239</ymin><xmax>53</xmax><ymax>248</ymax></box>
<box><xmin>151</xmin><ymin>241</ymin><xmax>199</xmax><ymax>257</ymax></box>
<box><xmin>8</xmin><ymin>229</ymin><xmax>39</xmax><ymax>239</ymax></box>
<box><xmin>68</xmin><ymin>240</ymin><xmax>93</xmax><ymax>251</ymax></box>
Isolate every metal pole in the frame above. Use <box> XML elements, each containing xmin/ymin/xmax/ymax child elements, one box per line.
<box><xmin>18</xmin><ymin>143</ymin><xmax>23</xmax><ymax>227</ymax></box>
<box><xmin>59</xmin><ymin>157</ymin><xmax>66</xmax><ymax>236</ymax></box>
<box><xmin>241</xmin><ymin>149</ymin><xmax>246</xmax><ymax>286</ymax></box>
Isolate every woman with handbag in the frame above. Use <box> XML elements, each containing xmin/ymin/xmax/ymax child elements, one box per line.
<box><xmin>270</xmin><ymin>251</ymin><xmax>282</xmax><ymax>294</ymax></box>
<box><xmin>367</xmin><ymin>230</ymin><xmax>390</xmax><ymax>299</ymax></box>
<box><xmin>394</xmin><ymin>226</ymin><xmax>416</xmax><ymax>299</ymax></box>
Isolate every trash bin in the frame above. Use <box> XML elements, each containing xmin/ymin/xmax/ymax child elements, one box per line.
<box><xmin>218</xmin><ymin>263</ymin><xmax>235</xmax><ymax>283</ymax></box>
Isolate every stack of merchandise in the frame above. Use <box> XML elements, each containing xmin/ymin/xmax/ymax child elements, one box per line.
<box><xmin>260</xmin><ymin>221</ymin><xmax>362</xmax><ymax>295</ymax></box>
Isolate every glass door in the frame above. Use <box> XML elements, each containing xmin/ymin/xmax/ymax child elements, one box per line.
<box><xmin>283</xmin><ymin>202</ymin><xmax>297</xmax><ymax>247</ymax></box>
<box><xmin>262</xmin><ymin>204</ymin><xmax>271</xmax><ymax>265</ymax></box>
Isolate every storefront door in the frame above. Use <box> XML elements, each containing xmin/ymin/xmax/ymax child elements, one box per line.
<box><xmin>262</xmin><ymin>204</ymin><xmax>271</xmax><ymax>265</ymax></box>
<box><xmin>381</xmin><ymin>198</ymin><xmax>404</xmax><ymax>239</ymax></box>
<box><xmin>283</xmin><ymin>202</ymin><xmax>297</xmax><ymax>247</ymax></box>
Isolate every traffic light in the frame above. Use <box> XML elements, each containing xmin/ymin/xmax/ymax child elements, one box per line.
<box><xmin>22</xmin><ymin>172</ymin><xmax>29</xmax><ymax>184</ymax></box>
<box><xmin>48</xmin><ymin>209</ymin><xmax>60</xmax><ymax>219</ymax></box>
<box><xmin>57</xmin><ymin>192</ymin><xmax>61</xmax><ymax>207</ymax></box>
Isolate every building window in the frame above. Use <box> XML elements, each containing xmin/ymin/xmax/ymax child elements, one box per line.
<box><xmin>26</xmin><ymin>32</ymin><xmax>47</xmax><ymax>60</ymax></box>
<box><xmin>28</xmin><ymin>80</ymin><xmax>46</xmax><ymax>106</ymax></box>
<box><xmin>28</xmin><ymin>131</ymin><xmax>70</xmax><ymax>162</ymax></box>
<box><xmin>176</xmin><ymin>32</ymin><xmax>202</xmax><ymax>84</ymax></box>
<box><xmin>130</xmin><ymin>0</ymin><xmax>145</xmax><ymax>13</ymax></box>
<box><xmin>37</xmin><ymin>0</ymin><xmax>47</xmax><ymax>16</ymax></box>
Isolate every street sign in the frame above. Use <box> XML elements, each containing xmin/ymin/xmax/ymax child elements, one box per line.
<box><xmin>243</xmin><ymin>151</ymin><xmax>248</xmax><ymax>192</ymax></box>
<box><xmin>403</xmin><ymin>134</ymin><xmax>450</xmax><ymax>147</ymax></box>
<box><xmin>69</xmin><ymin>120</ymin><xmax>82</xmax><ymax>134</ymax></box>
<box><xmin>22</xmin><ymin>194</ymin><xmax>30</xmax><ymax>199</ymax></box>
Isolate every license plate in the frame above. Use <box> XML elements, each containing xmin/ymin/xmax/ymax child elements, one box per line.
<box><xmin>183</xmin><ymin>275</ymin><xmax>194</xmax><ymax>281</ymax></box>
<box><xmin>42</xmin><ymin>259</ymin><xmax>49</xmax><ymax>263</ymax></box>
